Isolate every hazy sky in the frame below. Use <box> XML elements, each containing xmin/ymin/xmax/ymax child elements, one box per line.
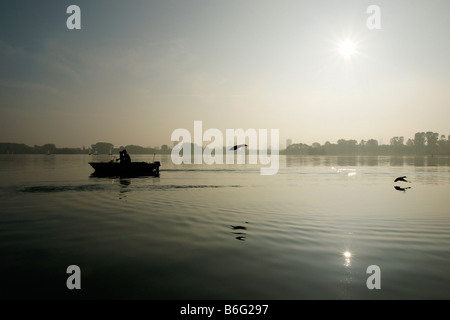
<box><xmin>1</xmin><ymin>0</ymin><xmax>449</xmax><ymax>148</ymax></box>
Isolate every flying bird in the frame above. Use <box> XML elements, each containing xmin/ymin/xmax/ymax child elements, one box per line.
<box><xmin>394</xmin><ymin>176</ymin><xmax>410</xmax><ymax>183</ymax></box>
<box><xmin>230</xmin><ymin>144</ymin><xmax>248</xmax><ymax>151</ymax></box>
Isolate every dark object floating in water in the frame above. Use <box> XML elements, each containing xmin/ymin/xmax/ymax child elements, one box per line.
<box><xmin>394</xmin><ymin>185</ymin><xmax>411</xmax><ymax>192</ymax></box>
<box><xmin>89</xmin><ymin>161</ymin><xmax>160</xmax><ymax>177</ymax></box>
<box><xmin>230</xmin><ymin>144</ymin><xmax>248</xmax><ymax>151</ymax></box>
<box><xmin>394</xmin><ymin>176</ymin><xmax>410</xmax><ymax>183</ymax></box>
<box><xmin>230</xmin><ymin>225</ymin><xmax>247</xmax><ymax>230</ymax></box>
<box><xmin>236</xmin><ymin>236</ymin><xmax>246</xmax><ymax>241</ymax></box>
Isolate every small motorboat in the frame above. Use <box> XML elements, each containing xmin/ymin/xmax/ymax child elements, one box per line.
<box><xmin>89</xmin><ymin>161</ymin><xmax>160</xmax><ymax>177</ymax></box>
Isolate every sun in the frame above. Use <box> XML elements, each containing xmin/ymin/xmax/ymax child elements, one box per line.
<box><xmin>338</xmin><ymin>39</ymin><xmax>357</xmax><ymax>58</ymax></box>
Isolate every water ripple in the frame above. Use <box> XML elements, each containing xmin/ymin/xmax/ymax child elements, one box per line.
<box><xmin>19</xmin><ymin>184</ymin><xmax>241</xmax><ymax>193</ymax></box>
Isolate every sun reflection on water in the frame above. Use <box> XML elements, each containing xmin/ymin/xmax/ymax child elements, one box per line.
<box><xmin>343</xmin><ymin>251</ymin><xmax>352</xmax><ymax>267</ymax></box>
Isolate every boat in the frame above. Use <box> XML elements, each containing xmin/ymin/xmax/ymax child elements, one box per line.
<box><xmin>89</xmin><ymin>161</ymin><xmax>160</xmax><ymax>177</ymax></box>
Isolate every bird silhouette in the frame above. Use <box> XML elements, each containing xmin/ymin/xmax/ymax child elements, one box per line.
<box><xmin>394</xmin><ymin>176</ymin><xmax>409</xmax><ymax>183</ymax></box>
<box><xmin>394</xmin><ymin>186</ymin><xmax>411</xmax><ymax>192</ymax></box>
<box><xmin>230</xmin><ymin>144</ymin><xmax>248</xmax><ymax>151</ymax></box>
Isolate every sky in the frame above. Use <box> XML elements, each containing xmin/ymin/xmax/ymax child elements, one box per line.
<box><xmin>1</xmin><ymin>0</ymin><xmax>450</xmax><ymax>148</ymax></box>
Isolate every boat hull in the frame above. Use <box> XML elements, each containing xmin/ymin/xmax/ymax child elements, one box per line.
<box><xmin>89</xmin><ymin>161</ymin><xmax>160</xmax><ymax>177</ymax></box>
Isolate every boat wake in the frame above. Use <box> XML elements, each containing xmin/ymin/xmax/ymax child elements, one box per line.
<box><xmin>20</xmin><ymin>184</ymin><xmax>109</xmax><ymax>193</ymax></box>
<box><xmin>19</xmin><ymin>184</ymin><xmax>241</xmax><ymax>193</ymax></box>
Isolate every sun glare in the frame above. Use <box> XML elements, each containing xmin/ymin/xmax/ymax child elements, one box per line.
<box><xmin>343</xmin><ymin>251</ymin><xmax>352</xmax><ymax>267</ymax></box>
<box><xmin>339</xmin><ymin>40</ymin><xmax>357</xmax><ymax>58</ymax></box>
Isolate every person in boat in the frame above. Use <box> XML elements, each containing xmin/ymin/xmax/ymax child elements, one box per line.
<box><xmin>119</xmin><ymin>149</ymin><xmax>131</xmax><ymax>164</ymax></box>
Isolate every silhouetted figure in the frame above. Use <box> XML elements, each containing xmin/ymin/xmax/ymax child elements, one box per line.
<box><xmin>394</xmin><ymin>186</ymin><xmax>411</xmax><ymax>192</ymax></box>
<box><xmin>120</xmin><ymin>149</ymin><xmax>131</xmax><ymax>164</ymax></box>
<box><xmin>394</xmin><ymin>176</ymin><xmax>409</xmax><ymax>183</ymax></box>
<box><xmin>230</xmin><ymin>144</ymin><xmax>248</xmax><ymax>151</ymax></box>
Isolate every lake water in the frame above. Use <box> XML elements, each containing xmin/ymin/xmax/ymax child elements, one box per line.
<box><xmin>1</xmin><ymin>154</ymin><xmax>449</xmax><ymax>299</ymax></box>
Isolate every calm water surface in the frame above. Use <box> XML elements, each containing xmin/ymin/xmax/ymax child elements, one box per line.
<box><xmin>1</xmin><ymin>154</ymin><xmax>449</xmax><ymax>299</ymax></box>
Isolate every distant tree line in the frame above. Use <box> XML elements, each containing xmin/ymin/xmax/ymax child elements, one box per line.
<box><xmin>1</xmin><ymin>131</ymin><xmax>449</xmax><ymax>155</ymax></box>
<box><xmin>89</xmin><ymin>142</ymin><xmax>171</xmax><ymax>155</ymax></box>
<box><xmin>282</xmin><ymin>131</ymin><xmax>450</xmax><ymax>155</ymax></box>
<box><xmin>0</xmin><ymin>142</ymin><xmax>172</xmax><ymax>155</ymax></box>
<box><xmin>0</xmin><ymin>143</ymin><xmax>86</xmax><ymax>154</ymax></box>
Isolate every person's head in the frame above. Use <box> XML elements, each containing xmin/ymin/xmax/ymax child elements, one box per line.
<box><xmin>123</xmin><ymin>149</ymin><xmax>128</xmax><ymax>154</ymax></box>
